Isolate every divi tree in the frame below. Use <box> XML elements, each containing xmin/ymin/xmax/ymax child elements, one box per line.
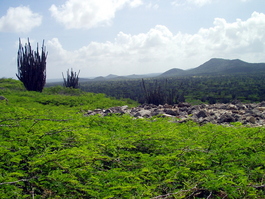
<box><xmin>62</xmin><ymin>69</ymin><xmax>80</xmax><ymax>89</ymax></box>
<box><xmin>16</xmin><ymin>38</ymin><xmax>48</xmax><ymax>92</ymax></box>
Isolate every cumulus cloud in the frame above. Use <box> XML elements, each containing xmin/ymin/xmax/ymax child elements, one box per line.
<box><xmin>146</xmin><ymin>2</ymin><xmax>159</xmax><ymax>9</ymax></box>
<box><xmin>46</xmin><ymin>12</ymin><xmax>265</xmax><ymax>79</ymax></box>
<box><xmin>0</xmin><ymin>6</ymin><xmax>42</xmax><ymax>33</ymax></box>
<box><xmin>129</xmin><ymin>0</ymin><xmax>143</xmax><ymax>8</ymax></box>
<box><xmin>49</xmin><ymin>0</ymin><xmax>143</xmax><ymax>29</ymax></box>
<box><xmin>172</xmin><ymin>0</ymin><xmax>213</xmax><ymax>7</ymax></box>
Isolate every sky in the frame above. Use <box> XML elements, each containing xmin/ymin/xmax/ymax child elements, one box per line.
<box><xmin>0</xmin><ymin>0</ymin><xmax>265</xmax><ymax>79</ymax></box>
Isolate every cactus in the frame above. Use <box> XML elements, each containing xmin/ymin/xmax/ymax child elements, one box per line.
<box><xmin>62</xmin><ymin>69</ymin><xmax>80</xmax><ymax>89</ymax></box>
<box><xmin>141</xmin><ymin>78</ymin><xmax>184</xmax><ymax>105</ymax></box>
<box><xmin>16</xmin><ymin>38</ymin><xmax>48</xmax><ymax>92</ymax></box>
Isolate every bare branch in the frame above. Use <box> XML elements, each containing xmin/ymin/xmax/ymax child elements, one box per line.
<box><xmin>0</xmin><ymin>176</ymin><xmax>37</xmax><ymax>186</ymax></box>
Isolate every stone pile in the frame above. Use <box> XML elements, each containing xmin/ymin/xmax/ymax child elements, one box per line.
<box><xmin>85</xmin><ymin>101</ymin><xmax>265</xmax><ymax>127</ymax></box>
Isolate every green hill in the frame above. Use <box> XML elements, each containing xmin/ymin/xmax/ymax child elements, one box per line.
<box><xmin>0</xmin><ymin>78</ymin><xmax>265</xmax><ymax>198</ymax></box>
<box><xmin>189</xmin><ymin>58</ymin><xmax>265</xmax><ymax>75</ymax></box>
<box><xmin>160</xmin><ymin>58</ymin><xmax>265</xmax><ymax>77</ymax></box>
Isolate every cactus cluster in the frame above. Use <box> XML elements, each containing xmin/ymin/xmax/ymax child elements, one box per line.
<box><xmin>16</xmin><ymin>38</ymin><xmax>48</xmax><ymax>92</ymax></box>
<box><xmin>62</xmin><ymin>69</ymin><xmax>80</xmax><ymax>89</ymax></box>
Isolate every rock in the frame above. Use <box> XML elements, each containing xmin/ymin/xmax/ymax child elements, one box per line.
<box><xmin>164</xmin><ymin>109</ymin><xmax>178</xmax><ymax>116</ymax></box>
<box><xmin>196</xmin><ymin>110</ymin><xmax>208</xmax><ymax>118</ymax></box>
<box><xmin>177</xmin><ymin>102</ymin><xmax>191</xmax><ymax>108</ymax></box>
<box><xmin>258</xmin><ymin>107</ymin><xmax>265</xmax><ymax>111</ymax></box>
<box><xmin>218</xmin><ymin>114</ymin><xmax>236</xmax><ymax>123</ymax></box>
<box><xmin>133</xmin><ymin>112</ymin><xmax>142</xmax><ymax>117</ymax></box>
<box><xmin>162</xmin><ymin>113</ymin><xmax>175</xmax><ymax>118</ymax></box>
<box><xmin>227</xmin><ymin>104</ymin><xmax>237</xmax><ymax>110</ymax></box>
<box><xmin>138</xmin><ymin>110</ymin><xmax>152</xmax><ymax>117</ymax></box>
<box><xmin>163</xmin><ymin>104</ymin><xmax>173</xmax><ymax>108</ymax></box>
<box><xmin>237</xmin><ymin>104</ymin><xmax>247</xmax><ymax>110</ymax></box>
<box><xmin>259</xmin><ymin>101</ymin><xmax>265</xmax><ymax>107</ymax></box>
<box><xmin>84</xmin><ymin>102</ymin><xmax>265</xmax><ymax>127</ymax></box>
<box><xmin>151</xmin><ymin>111</ymin><xmax>162</xmax><ymax>116</ymax></box>
<box><xmin>247</xmin><ymin>116</ymin><xmax>256</xmax><ymax>124</ymax></box>
<box><xmin>231</xmin><ymin>100</ymin><xmax>242</xmax><ymax>105</ymax></box>
<box><xmin>121</xmin><ymin>105</ymin><xmax>128</xmax><ymax>111</ymax></box>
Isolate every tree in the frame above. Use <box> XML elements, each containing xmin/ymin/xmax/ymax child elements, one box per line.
<box><xmin>16</xmin><ymin>38</ymin><xmax>48</xmax><ymax>92</ymax></box>
<box><xmin>62</xmin><ymin>69</ymin><xmax>80</xmax><ymax>89</ymax></box>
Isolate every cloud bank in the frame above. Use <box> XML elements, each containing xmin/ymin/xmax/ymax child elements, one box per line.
<box><xmin>0</xmin><ymin>6</ymin><xmax>42</xmax><ymax>33</ymax></box>
<box><xmin>46</xmin><ymin>12</ymin><xmax>265</xmax><ymax>78</ymax></box>
<box><xmin>49</xmin><ymin>0</ymin><xmax>143</xmax><ymax>29</ymax></box>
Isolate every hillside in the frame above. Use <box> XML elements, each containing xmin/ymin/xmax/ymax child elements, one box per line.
<box><xmin>46</xmin><ymin>58</ymin><xmax>265</xmax><ymax>84</ymax></box>
<box><xmin>1</xmin><ymin>78</ymin><xmax>265</xmax><ymax>198</ymax></box>
<box><xmin>160</xmin><ymin>58</ymin><xmax>265</xmax><ymax>77</ymax></box>
<box><xmin>159</xmin><ymin>68</ymin><xmax>186</xmax><ymax>77</ymax></box>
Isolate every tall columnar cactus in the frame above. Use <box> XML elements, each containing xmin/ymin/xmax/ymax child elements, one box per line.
<box><xmin>141</xmin><ymin>78</ymin><xmax>184</xmax><ymax>105</ymax></box>
<box><xmin>16</xmin><ymin>38</ymin><xmax>48</xmax><ymax>92</ymax></box>
<box><xmin>62</xmin><ymin>69</ymin><xmax>80</xmax><ymax>89</ymax></box>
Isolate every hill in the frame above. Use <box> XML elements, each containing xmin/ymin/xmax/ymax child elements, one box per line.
<box><xmin>160</xmin><ymin>58</ymin><xmax>265</xmax><ymax>77</ymax></box>
<box><xmin>159</xmin><ymin>68</ymin><xmax>186</xmax><ymax>77</ymax></box>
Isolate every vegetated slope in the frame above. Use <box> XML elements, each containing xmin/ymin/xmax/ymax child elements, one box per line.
<box><xmin>159</xmin><ymin>68</ymin><xmax>186</xmax><ymax>77</ymax></box>
<box><xmin>189</xmin><ymin>58</ymin><xmax>265</xmax><ymax>75</ymax></box>
<box><xmin>80</xmin><ymin>73</ymin><xmax>265</xmax><ymax>105</ymax></box>
<box><xmin>160</xmin><ymin>58</ymin><xmax>265</xmax><ymax>77</ymax></box>
<box><xmin>1</xmin><ymin>78</ymin><xmax>265</xmax><ymax>198</ymax></box>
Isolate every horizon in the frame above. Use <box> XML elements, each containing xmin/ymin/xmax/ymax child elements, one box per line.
<box><xmin>44</xmin><ymin>57</ymin><xmax>265</xmax><ymax>82</ymax></box>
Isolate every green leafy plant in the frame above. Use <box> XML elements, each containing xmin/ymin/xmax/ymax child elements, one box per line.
<box><xmin>0</xmin><ymin>79</ymin><xmax>265</xmax><ymax>198</ymax></box>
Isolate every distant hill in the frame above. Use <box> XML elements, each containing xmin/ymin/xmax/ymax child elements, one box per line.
<box><xmin>160</xmin><ymin>68</ymin><xmax>186</xmax><ymax>77</ymax></box>
<box><xmin>188</xmin><ymin>58</ymin><xmax>265</xmax><ymax>75</ymax></box>
<box><xmin>46</xmin><ymin>58</ymin><xmax>265</xmax><ymax>85</ymax></box>
<box><xmin>90</xmin><ymin>73</ymin><xmax>162</xmax><ymax>81</ymax></box>
<box><xmin>105</xmin><ymin>74</ymin><xmax>119</xmax><ymax>79</ymax></box>
<box><xmin>160</xmin><ymin>58</ymin><xmax>265</xmax><ymax>77</ymax></box>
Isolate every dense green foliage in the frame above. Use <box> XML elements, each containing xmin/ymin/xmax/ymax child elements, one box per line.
<box><xmin>1</xmin><ymin>78</ymin><xmax>265</xmax><ymax>198</ymax></box>
<box><xmin>77</xmin><ymin>73</ymin><xmax>265</xmax><ymax>105</ymax></box>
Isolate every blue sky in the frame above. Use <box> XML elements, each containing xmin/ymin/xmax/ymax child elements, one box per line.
<box><xmin>1</xmin><ymin>0</ymin><xmax>265</xmax><ymax>79</ymax></box>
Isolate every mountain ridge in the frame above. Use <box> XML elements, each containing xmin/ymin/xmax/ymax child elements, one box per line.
<box><xmin>46</xmin><ymin>58</ymin><xmax>265</xmax><ymax>83</ymax></box>
<box><xmin>159</xmin><ymin>58</ymin><xmax>265</xmax><ymax>77</ymax></box>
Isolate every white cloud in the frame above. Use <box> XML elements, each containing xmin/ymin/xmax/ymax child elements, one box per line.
<box><xmin>129</xmin><ymin>0</ymin><xmax>143</xmax><ymax>8</ymax></box>
<box><xmin>0</xmin><ymin>6</ymin><xmax>42</xmax><ymax>33</ymax></box>
<box><xmin>172</xmin><ymin>0</ymin><xmax>213</xmax><ymax>7</ymax></box>
<box><xmin>49</xmin><ymin>0</ymin><xmax>143</xmax><ymax>29</ymax></box>
<box><xmin>46</xmin><ymin>12</ymin><xmax>265</xmax><ymax>79</ymax></box>
<box><xmin>146</xmin><ymin>2</ymin><xmax>159</xmax><ymax>9</ymax></box>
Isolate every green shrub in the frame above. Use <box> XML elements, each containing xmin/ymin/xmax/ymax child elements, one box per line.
<box><xmin>0</xmin><ymin>79</ymin><xmax>265</xmax><ymax>198</ymax></box>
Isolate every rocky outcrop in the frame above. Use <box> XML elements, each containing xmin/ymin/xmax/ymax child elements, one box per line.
<box><xmin>85</xmin><ymin>102</ymin><xmax>265</xmax><ymax>127</ymax></box>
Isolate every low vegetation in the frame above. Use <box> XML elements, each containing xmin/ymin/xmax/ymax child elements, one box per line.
<box><xmin>76</xmin><ymin>73</ymin><xmax>265</xmax><ymax>105</ymax></box>
<box><xmin>1</xmin><ymin>78</ymin><xmax>265</xmax><ymax>198</ymax></box>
